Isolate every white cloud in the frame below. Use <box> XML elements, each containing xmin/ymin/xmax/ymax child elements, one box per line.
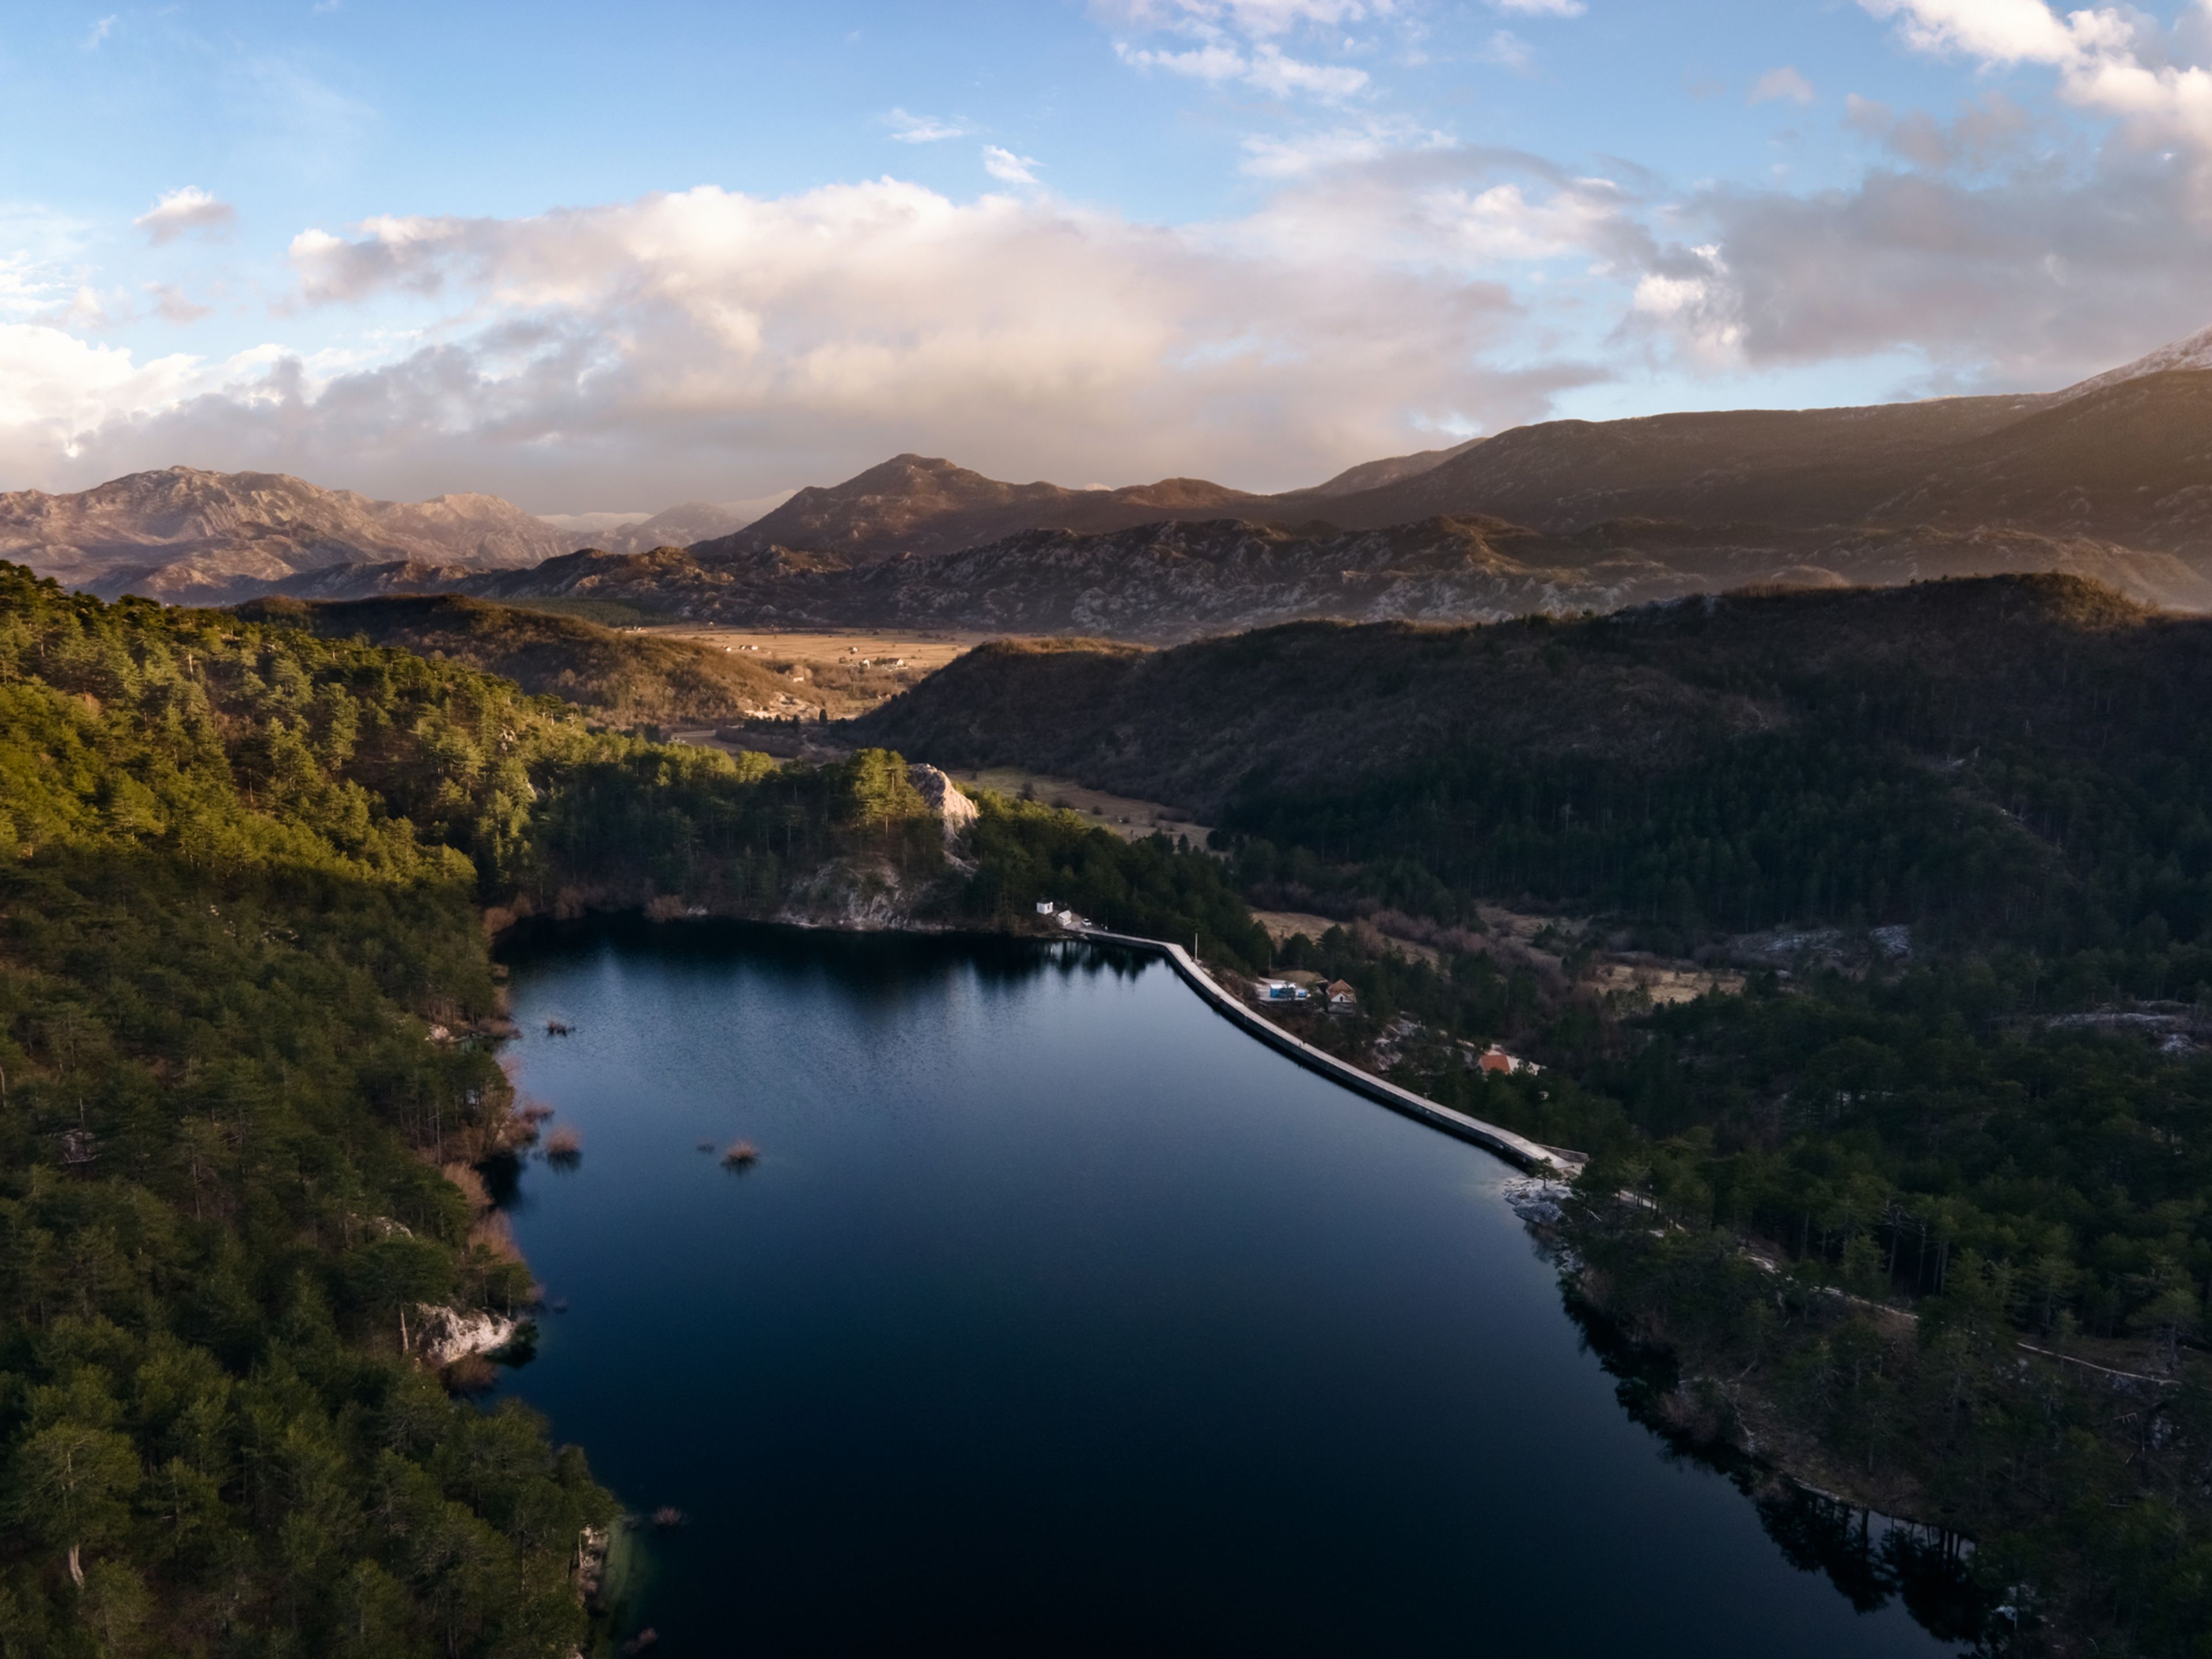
<box><xmin>1097</xmin><ymin>1</ymin><xmax>1395</xmax><ymax>35</ymax></box>
<box><xmin>1629</xmin><ymin>247</ymin><xmax>1744</xmax><ymax>366</ymax></box>
<box><xmin>146</xmin><ymin>283</ymin><xmax>213</xmax><ymax>324</ymax></box>
<box><xmin>84</xmin><ymin>15</ymin><xmax>116</xmax><ymax>49</ymax></box>
<box><xmin>0</xmin><ymin>323</ymin><xmax>200</xmax><ymax>450</ymax></box>
<box><xmin>134</xmin><ymin>187</ymin><xmax>237</xmax><ymax>244</ymax></box>
<box><xmin>1749</xmin><ymin>66</ymin><xmax>1816</xmax><ymax>106</ymax></box>
<box><xmin>1489</xmin><ymin>0</ymin><xmax>1585</xmax><ymax>16</ymax></box>
<box><xmin>1857</xmin><ymin>0</ymin><xmax>2105</xmax><ymax>66</ymax></box>
<box><xmin>982</xmin><ymin>146</ymin><xmax>1041</xmax><ymax>184</ymax></box>
<box><xmin>1103</xmin><ymin>0</ymin><xmax>1388</xmax><ymax>101</ymax></box>
<box><xmin>1861</xmin><ymin>0</ymin><xmax>2212</xmax><ymax>153</ymax></box>
<box><xmin>1239</xmin><ymin>118</ymin><xmax>1448</xmax><ymax>176</ymax></box>
<box><xmin>1477</xmin><ymin>31</ymin><xmax>1535</xmax><ymax>73</ymax></box>
<box><xmin>1117</xmin><ymin>39</ymin><xmax>1370</xmax><ymax>99</ymax></box>
<box><xmin>886</xmin><ymin>108</ymin><xmax>971</xmax><ymax>143</ymax></box>
<box><xmin>0</xmin><ymin>163</ymin><xmax>1620</xmax><ymax>501</ymax></box>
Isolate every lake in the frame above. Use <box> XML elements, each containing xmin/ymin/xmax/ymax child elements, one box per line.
<box><xmin>494</xmin><ymin>921</ymin><xmax>1974</xmax><ymax>1656</ymax></box>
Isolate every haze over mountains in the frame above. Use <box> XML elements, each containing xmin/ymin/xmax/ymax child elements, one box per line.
<box><xmin>10</xmin><ymin>324</ymin><xmax>2212</xmax><ymax>631</ymax></box>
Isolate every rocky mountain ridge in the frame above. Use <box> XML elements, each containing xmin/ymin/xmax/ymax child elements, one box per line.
<box><xmin>0</xmin><ymin>467</ymin><xmax>576</xmax><ymax>601</ymax></box>
<box><xmin>326</xmin><ymin>512</ymin><xmax>2209</xmax><ymax>640</ymax></box>
<box><xmin>12</xmin><ymin>325</ymin><xmax>2212</xmax><ymax>626</ymax></box>
<box><xmin>700</xmin><ymin>453</ymin><xmax>1267</xmax><ymax>565</ymax></box>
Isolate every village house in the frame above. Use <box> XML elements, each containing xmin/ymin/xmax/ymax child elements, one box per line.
<box><xmin>1325</xmin><ymin>980</ymin><xmax>1358</xmax><ymax>1011</ymax></box>
<box><xmin>1477</xmin><ymin>1044</ymin><xmax>1541</xmax><ymax>1076</ymax></box>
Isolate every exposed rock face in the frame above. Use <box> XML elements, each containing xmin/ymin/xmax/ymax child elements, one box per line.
<box><xmin>906</xmin><ymin>764</ymin><xmax>979</xmax><ymax>847</ymax></box>
<box><xmin>405</xmin><ymin>513</ymin><xmax>2212</xmax><ymax>638</ymax></box>
<box><xmin>1</xmin><ymin>467</ymin><xmax>575</xmax><ymax>600</ymax></box>
<box><xmin>259</xmin><ymin>559</ymin><xmax>476</xmax><ymax>600</ymax></box>
<box><xmin>775</xmin><ymin>858</ymin><xmax>916</xmax><ymax>931</ymax></box>
<box><xmin>413</xmin><ymin>1304</ymin><xmax>523</xmax><ymax>1366</ymax></box>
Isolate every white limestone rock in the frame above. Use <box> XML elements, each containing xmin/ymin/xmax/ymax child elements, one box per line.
<box><xmin>414</xmin><ymin>1304</ymin><xmax>523</xmax><ymax>1366</ymax></box>
<box><xmin>906</xmin><ymin>763</ymin><xmax>979</xmax><ymax>847</ymax></box>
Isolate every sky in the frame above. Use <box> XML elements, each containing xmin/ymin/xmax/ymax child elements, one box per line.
<box><xmin>4</xmin><ymin>0</ymin><xmax>2212</xmax><ymax>514</ymax></box>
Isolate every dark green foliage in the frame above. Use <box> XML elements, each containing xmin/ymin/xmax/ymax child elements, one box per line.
<box><xmin>238</xmin><ymin>593</ymin><xmax>822</xmax><ymax>729</ymax></box>
<box><xmin>960</xmin><ymin>797</ymin><xmax>1271</xmax><ymax>972</ymax></box>
<box><xmin>0</xmin><ymin>566</ymin><xmax>618</xmax><ymax>1654</ymax></box>
<box><xmin>1271</xmin><ymin>924</ymin><xmax>1541</xmax><ymax>1047</ymax></box>
<box><xmin>1228</xmin><ymin>728</ymin><xmax>2062</xmax><ymax>944</ymax></box>
<box><xmin>0</xmin><ymin>565</ymin><xmax>1264</xmax><ymax>1652</ymax></box>
<box><xmin>1357</xmin><ymin>938</ymin><xmax>2212</xmax><ymax>1653</ymax></box>
<box><xmin>862</xmin><ymin>575</ymin><xmax>2212</xmax><ymax>950</ymax></box>
<box><xmin>1567</xmin><ymin>1198</ymin><xmax>2212</xmax><ymax>1652</ymax></box>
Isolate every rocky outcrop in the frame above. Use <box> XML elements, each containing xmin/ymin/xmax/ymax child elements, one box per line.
<box><xmin>775</xmin><ymin>858</ymin><xmax>917</xmax><ymax>931</ymax></box>
<box><xmin>413</xmin><ymin>1304</ymin><xmax>524</xmax><ymax>1366</ymax></box>
<box><xmin>906</xmin><ymin>764</ymin><xmax>978</xmax><ymax>847</ymax></box>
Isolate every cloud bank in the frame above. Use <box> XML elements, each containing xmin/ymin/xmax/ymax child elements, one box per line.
<box><xmin>1</xmin><ymin>162</ymin><xmax>1613</xmax><ymax>504</ymax></box>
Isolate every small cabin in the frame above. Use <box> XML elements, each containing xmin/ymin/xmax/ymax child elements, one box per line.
<box><xmin>1478</xmin><ymin>1044</ymin><xmax>1541</xmax><ymax>1075</ymax></box>
<box><xmin>1036</xmin><ymin>900</ymin><xmax>1057</xmax><ymax>915</ymax></box>
<box><xmin>1325</xmin><ymin>980</ymin><xmax>1358</xmax><ymax>1010</ymax></box>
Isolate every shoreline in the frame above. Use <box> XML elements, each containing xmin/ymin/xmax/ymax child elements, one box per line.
<box><xmin>1073</xmin><ymin>926</ymin><xmax>1580</xmax><ymax>1179</ymax></box>
<box><xmin>488</xmin><ymin>906</ymin><xmax>1580</xmax><ymax>1179</ymax></box>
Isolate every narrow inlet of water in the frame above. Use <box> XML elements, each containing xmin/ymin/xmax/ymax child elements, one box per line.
<box><xmin>493</xmin><ymin>922</ymin><xmax>1974</xmax><ymax>1656</ymax></box>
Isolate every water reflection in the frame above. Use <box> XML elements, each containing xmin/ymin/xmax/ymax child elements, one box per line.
<box><xmin>1564</xmin><ymin>1288</ymin><xmax>1991</xmax><ymax>1648</ymax></box>
<box><xmin>494</xmin><ymin>921</ymin><xmax>1980</xmax><ymax>1656</ymax></box>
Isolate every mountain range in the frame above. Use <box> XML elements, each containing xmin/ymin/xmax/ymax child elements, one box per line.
<box><xmin>9</xmin><ymin>323</ymin><xmax>2212</xmax><ymax>629</ymax></box>
<box><xmin>0</xmin><ymin>467</ymin><xmax>577</xmax><ymax>602</ymax></box>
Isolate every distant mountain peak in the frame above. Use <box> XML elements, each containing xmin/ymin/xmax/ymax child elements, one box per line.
<box><xmin>0</xmin><ymin>467</ymin><xmax>575</xmax><ymax>601</ymax></box>
<box><xmin>2061</xmin><ymin>322</ymin><xmax>2212</xmax><ymax>400</ymax></box>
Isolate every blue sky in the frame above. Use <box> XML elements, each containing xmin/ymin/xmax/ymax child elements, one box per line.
<box><xmin>3</xmin><ymin>0</ymin><xmax>2210</xmax><ymax>511</ymax></box>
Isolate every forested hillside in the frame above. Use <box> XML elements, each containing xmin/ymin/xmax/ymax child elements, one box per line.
<box><xmin>855</xmin><ymin>575</ymin><xmax>2212</xmax><ymax>1652</ymax></box>
<box><xmin>0</xmin><ymin>565</ymin><xmax>1253</xmax><ymax>1654</ymax></box>
<box><xmin>858</xmin><ymin>575</ymin><xmax>2212</xmax><ymax>949</ymax></box>
<box><xmin>235</xmin><ymin>593</ymin><xmax>823</xmax><ymax>729</ymax></box>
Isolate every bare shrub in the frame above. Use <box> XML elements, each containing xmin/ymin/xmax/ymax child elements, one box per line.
<box><xmin>442</xmin><ymin>1162</ymin><xmax>492</xmax><ymax>1213</ymax></box>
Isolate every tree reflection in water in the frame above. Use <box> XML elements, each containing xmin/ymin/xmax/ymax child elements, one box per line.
<box><xmin>1562</xmin><ymin>1285</ymin><xmax>1993</xmax><ymax>1651</ymax></box>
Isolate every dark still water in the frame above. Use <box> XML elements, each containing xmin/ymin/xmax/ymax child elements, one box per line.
<box><xmin>495</xmin><ymin>922</ymin><xmax>1968</xmax><ymax>1657</ymax></box>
